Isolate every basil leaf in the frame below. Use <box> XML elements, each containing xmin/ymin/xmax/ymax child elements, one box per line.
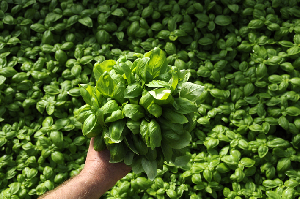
<box><xmin>108</xmin><ymin>119</ymin><xmax>126</xmax><ymax>143</ymax></box>
<box><xmin>141</xmin><ymin>158</ymin><xmax>157</xmax><ymax>181</ymax></box>
<box><xmin>82</xmin><ymin>114</ymin><xmax>97</xmax><ymax>136</ymax></box>
<box><xmin>124</xmin><ymin>82</ymin><xmax>143</xmax><ymax>98</ymax></box>
<box><xmin>94</xmin><ymin>60</ymin><xmax>116</xmax><ymax>81</ymax></box>
<box><xmin>144</xmin><ymin>47</ymin><xmax>167</xmax><ymax>79</ymax></box>
<box><xmin>162</xmin><ymin>107</ymin><xmax>188</xmax><ymax>124</ymax></box>
<box><xmin>78</xmin><ymin>16</ymin><xmax>93</xmax><ymax>27</ymax></box>
<box><xmin>123</xmin><ymin>104</ymin><xmax>145</xmax><ymax>121</ymax></box>
<box><xmin>173</xmin><ymin>98</ymin><xmax>198</xmax><ymax>114</ymax></box>
<box><xmin>180</xmin><ymin>82</ymin><xmax>204</xmax><ymax>102</ymax></box>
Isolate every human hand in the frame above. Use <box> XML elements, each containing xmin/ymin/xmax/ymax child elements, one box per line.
<box><xmin>39</xmin><ymin>138</ymin><xmax>131</xmax><ymax>199</ymax></box>
<box><xmin>82</xmin><ymin>138</ymin><xmax>132</xmax><ymax>185</ymax></box>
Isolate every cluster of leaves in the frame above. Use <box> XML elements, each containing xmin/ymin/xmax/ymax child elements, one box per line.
<box><xmin>75</xmin><ymin>47</ymin><xmax>203</xmax><ymax>179</ymax></box>
<box><xmin>1</xmin><ymin>0</ymin><xmax>300</xmax><ymax>198</ymax></box>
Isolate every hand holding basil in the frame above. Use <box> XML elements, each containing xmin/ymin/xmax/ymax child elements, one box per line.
<box><xmin>75</xmin><ymin>48</ymin><xmax>203</xmax><ymax>179</ymax></box>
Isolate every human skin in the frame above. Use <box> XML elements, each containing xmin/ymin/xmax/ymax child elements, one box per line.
<box><xmin>39</xmin><ymin>138</ymin><xmax>132</xmax><ymax>199</ymax></box>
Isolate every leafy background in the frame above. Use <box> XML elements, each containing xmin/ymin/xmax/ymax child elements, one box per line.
<box><xmin>1</xmin><ymin>0</ymin><xmax>300</xmax><ymax>198</ymax></box>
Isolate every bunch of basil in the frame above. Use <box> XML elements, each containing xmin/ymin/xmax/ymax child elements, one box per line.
<box><xmin>75</xmin><ymin>47</ymin><xmax>203</xmax><ymax>179</ymax></box>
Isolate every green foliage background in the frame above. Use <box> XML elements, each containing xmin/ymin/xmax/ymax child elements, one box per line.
<box><xmin>1</xmin><ymin>0</ymin><xmax>300</xmax><ymax>198</ymax></box>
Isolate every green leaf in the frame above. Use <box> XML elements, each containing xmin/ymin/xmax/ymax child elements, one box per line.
<box><xmin>286</xmin><ymin>106</ymin><xmax>300</xmax><ymax>116</ymax></box>
<box><xmin>228</xmin><ymin>4</ymin><xmax>239</xmax><ymax>13</ymax></box>
<box><xmin>102</xmin><ymin>100</ymin><xmax>119</xmax><ymax>115</ymax></box>
<box><xmin>170</xmin><ymin>67</ymin><xmax>179</xmax><ymax>90</ymax></box>
<box><xmin>0</xmin><ymin>137</ymin><xmax>7</xmax><ymax>147</ymax></box>
<box><xmin>230</xmin><ymin>168</ymin><xmax>245</xmax><ymax>182</ymax></box>
<box><xmin>248</xmin><ymin>19</ymin><xmax>264</xmax><ymax>29</ymax></box>
<box><xmin>179</xmin><ymin>82</ymin><xmax>204</xmax><ymax>102</ymax></box>
<box><xmin>282</xmin><ymin>188</ymin><xmax>294</xmax><ymax>199</ymax></box>
<box><xmin>290</xmin><ymin>77</ymin><xmax>300</xmax><ymax>86</ymax></box>
<box><xmin>0</xmin><ymin>75</ymin><xmax>6</xmax><ymax>85</ymax></box>
<box><xmin>124</xmin><ymin>136</ymin><xmax>139</xmax><ymax>155</ymax></box>
<box><xmin>109</xmin><ymin>143</ymin><xmax>126</xmax><ymax>163</ymax></box>
<box><xmin>287</xmin><ymin>46</ymin><xmax>300</xmax><ymax>55</ymax></box>
<box><xmin>241</xmin><ymin>158</ymin><xmax>255</xmax><ymax>167</ymax></box>
<box><xmin>263</xmin><ymin>179</ymin><xmax>283</xmax><ymax>189</ymax></box>
<box><xmin>267</xmin><ymin>138</ymin><xmax>290</xmax><ymax>148</ymax></box>
<box><xmin>268</xmin><ymin>75</ymin><xmax>283</xmax><ymax>83</ymax></box>
<box><xmin>80</xmin><ymin>56</ymin><xmax>94</xmax><ymax>65</ymax></box>
<box><xmin>173</xmin><ymin>98</ymin><xmax>197</xmax><ymax>114</ymax></box>
<box><xmin>144</xmin><ymin>47</ymin><xmax>168</xmax><ymax>79</ymax></box>
<box><xmin>111</xmin><ymin>8</ymin><xmax>124</xmax><ymax>16</ymax></box>
<box><xmin>141</xmin><ymin>158</ymin><xmax>157</xmax><ymax>181</ymax></box>
<box><xmin>258</xmin><ymin>145</ymin><xmax>268</xmax><ymax>158</ymax></box>
<box><xmin>9</xmin><ymin>182</ymin><xmax>21</xmax><ymax>195</ymax></box>
<box><xmin>73</xmin><ymin>136</ymin><xmax>87</xmax><ymax>146</ymax></box>
<box><xmin>78</xmin><ymin>16</ymin><xmax>93</xmax><ymax>27</ymax></box>
<box><xmin>124</xmin><ymin>82</ymin><xmax>143</xmax><ymax>98</ymax></box>
<box><xmin>67</xmin><ymin>15</ymin><xmax>79</xmax><ymax>27</ymax></box>
<box><xmin>147</xmin><ymin>103</ymin><xmax>162</xmax><ymax>118</ymax></box>
<box><xmin>82</xmin><ymin>114</ymin><xmax>96</xmax><ymax>136</ymax></box>
<box><xmin>278</xmin><ymin>116</ymin><xmax>289</xmax><ymax>130</ymax></box>
<box><xmin>96</xmin><ymin>30</ymin><xmax>110</xmax><ymax>44</ymax></box>
<box><xmin>163</xmin><ymin>130</ymin><xmax>191</xmax><ymax>149</ymax></box>
<box><xmin>0</xmin><ymin>67</ymin><xmax>18</xmax><ymax>77</ymax></box>
<box><xmin>162</xmin><ymin>108</ymin><xmax>188</xmax><ymax>124</ymax></box>
<box><xmin>55</xmin><ymin>49</ymin><xmax>67</xmax><ymax>64</ymax></box>
<box><xmin>210</xmin><ymin>89</ymin><xmax>230</xmax><ymax>99</ymax></box>
<box><xmin>96</xmin><ymin>72</ymin><xmax>116</xmax><ymax>97</ymax></box>
<box><xmin>109</xmin><ymin>71</ymin><xmax>126</xmax><ymax>103</ymax></box>
<box><xmin>123</xmin><ymin>104</ymin><xmax>145</xmax><ymax>121</ymax></box>
<box><xmin>3</xmin><ymin>15</ymin><xmax>14</xmax><ymax>25</ymax></box>
<box><xmin>221</xmin><ymin>155</ymin><xmax>238</xmax><ymax>165</ymax></box>
<box><xmin>96</xmin><ymin>108</ymin><xmax>105</xmax><ymax>127</ymax></box>
<box><xmin>265</xmin><ymin>56</ymin><xmax>283</xmax><ymax>65</ymax></box>
<box><xmin>249</xmin><ymin>124</ymin><xmax>263</xmax><ymax>131</ymax></box>
<box><xmin>94</xmin><ymin>134</ymin><xmax>106</xmax><ymax>151</ymax></box>
<box><xmin>41</xmin><ymin>29</ymin><xmax>53</xmax><ymax>45</ymax></box>
<box><xmin>51</xmin><ymin>151</ymin><xmax>64</xmax><ymax>164</ymax></box>
<box><xmin>132</xmin><ymin>134</ymin><xmax>148</xmax><ymax>156</ymax></box>
<box><xmin>50</xmin><ymin>131</ymin><xmax>63</xmax><ymax>148</ymax></box>
<box><xmin>126</xmin><ymin>119</ymin><xmax>140</xmax><ymax>135</ymax></box>
<box><xmin>207</xmin><ymin>21</ymin><xmax>215</xmax><ymax>31</ymax></box>
<box><xmin>237</xmin><ymin>43</ymin><xmax>253</xmax><ymax>52</ymax></box>
<box><xmin>244</xmin><ymin>83</ymin><xmax>255</xmax><ymax>96</ymax></box>
<box><xmin>140</xmin><ymin>90</ymin><xmax>155</xmax><ymax>108</ymax></box>
<box><xmin>133</xmin><ymin>57</ymin><xmax>150</xmax><ymax>84</ymax></box>
<box><xmin>149</xmin><ymin>88</ymin><xmax>171</xmax><ymax>100</ymax></box>
<box><xmin>45</xmin><ymin>13</ymin><xmax>62</xmax><ymax>24</ymax></box>
<box><xmin>148</xmin><ymin>119</ymin><xmax>162</xmax><ymax>149</ymax></box>
<box><xmin>198</xmin><ymin>38</ymin><xmax>213</xmax><ymax>45</ymax></box>
<box><xmin>80</xmin><ymin>86</ymin><xmax>92</xmax><ymax>105</ymax></box>
<box><xmin>7</xmin><ymin>37</ymin><xmax>20</xmax><ymax>45</ymax></box>
<box><xmin>215</xmin><ymin>15</ymin><xmax>232</xmax><ymax>26</ymax></box>
<box><xmin>204</xmin><ymin>138</ymin><xmax>219</xmax><ymax>150</ymax></box>
<box><xmin>146</xmin><ymin>80</ymin><xmax>170</xmax><ymax>88</ymax></box>
<box><xmin>140</xmin><ymin>120</ymin><xmax>149</xmax><ymax>144</ymax></box>
<box><xmin>285</xmin><ymin>179</ymin><xmax>299</xmax><ymax>188</ymax></box>
<box><xmin>108</xmin><ymin>119</ymin><xmax>126</xmax><ymax>143</ymax></box>
<box><xmin>278</xmin><ymin>41</ymin><xmax>294</xmax><ymax>47</ymax></box>
<box><xmin>277</xmin><ymin>158</ymin><xmax>291</xmax><ymax>173</ymax></box>
<box><xmin>105</xmin><ymin>109</ymin><xmax>124</xmax><ymax>123</ymax></box>
<box><xmin>46</xmin><ymin>104</ymin><xmax>55</xmax><ymax>115</ymax></box>
<box><xmin>94</xmin><ymin>60</ymin><xmax>116</xmax><ymax>81</ymax></box>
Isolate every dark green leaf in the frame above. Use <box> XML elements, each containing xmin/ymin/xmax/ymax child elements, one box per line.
<box><xmin>162</xmin><ymin>108</ymin><xmax>188</xmax><ymax>124</ymax></box>
<box><xmin>78</xmin><ymin>16</ymin><xmax>93</xmax><ymax>27</ymax></box>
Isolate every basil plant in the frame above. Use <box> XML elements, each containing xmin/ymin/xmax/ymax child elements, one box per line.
<box><xmin>74</xmin><ymin>47</ymin><xmax>203</xmax><ymax>179</ymax></box>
